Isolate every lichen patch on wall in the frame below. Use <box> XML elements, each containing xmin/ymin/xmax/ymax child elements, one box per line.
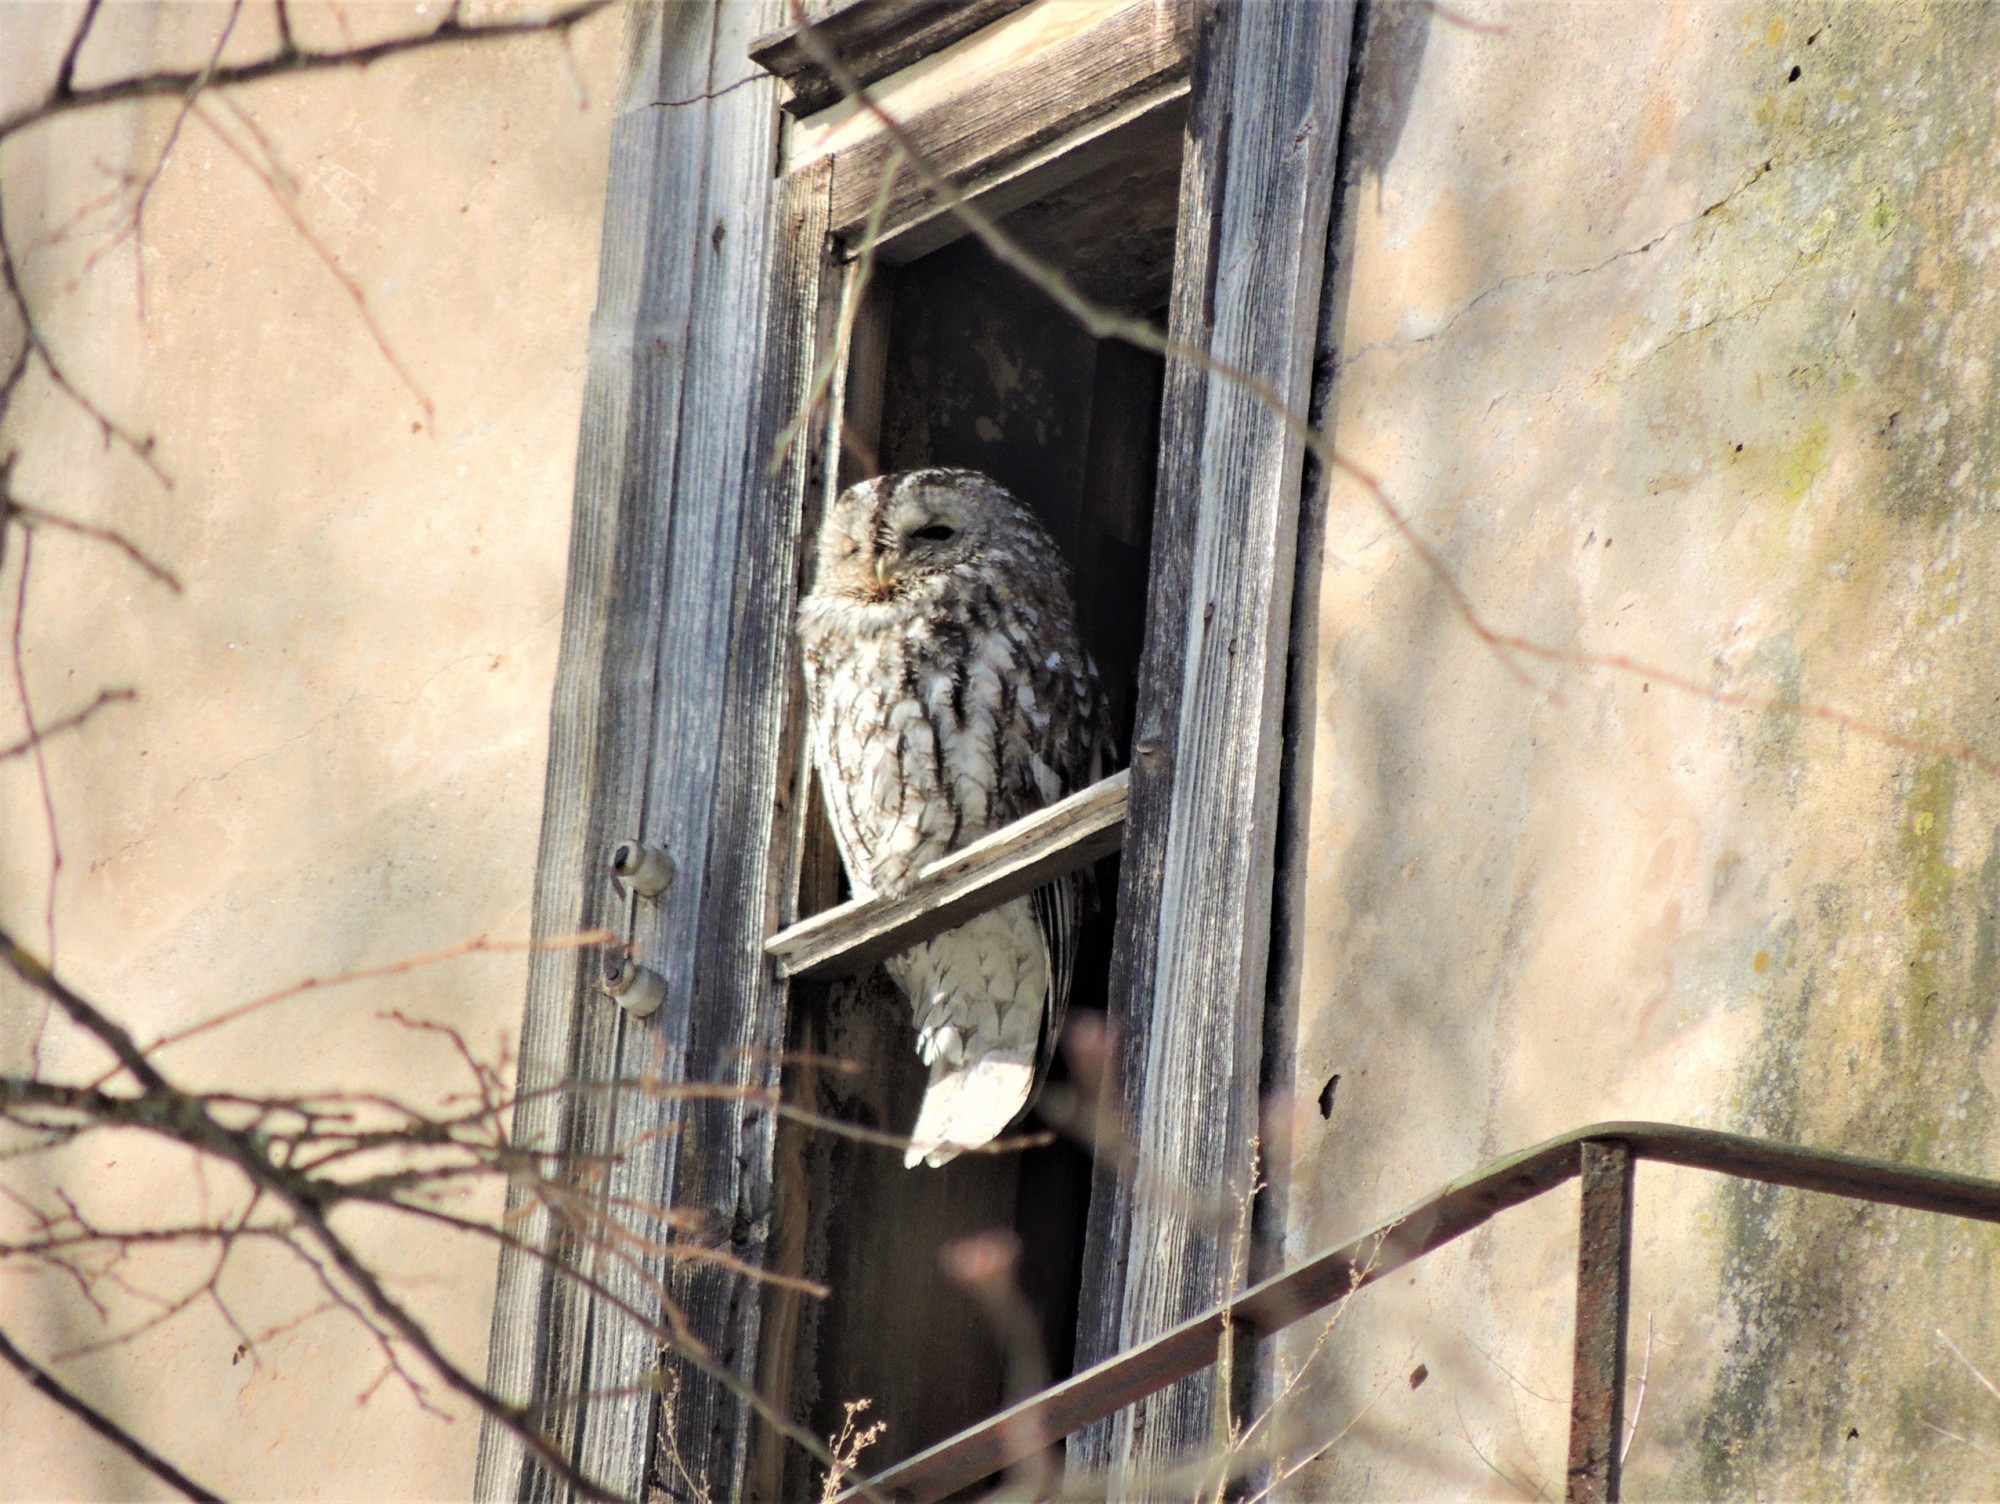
<box><xmin>1280</xmin><ymin>3</ymin><xmax>2000</xmax><ymax>1496</ymax></box>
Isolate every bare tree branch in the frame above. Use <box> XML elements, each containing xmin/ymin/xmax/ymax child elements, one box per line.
<box><xmin>780</xmin><ymin>0</ymin><xmax>2000</xmax><ymax>781</ymax></box>
<box><xmin>0</xmin><ymin>193</ymin><xmax>171</xmax><ymax>488</ymax></box>
<box><xmin>0</xmin><ymin>0</ymin><xmax>617</xmax><ymax>146</ymax></box>
<box><xmin>0</xmin><ymin>685</ymin><xmax>133</xmax><ymax>762</ymax></box>
<box><xmin>0</xmin><ymin>926</ymin><xmax>631</xmax><ymax>1499</ymax></box>
<box><xmin>53</xmin><ymin>0</ymin><xmax>105</xmax><ymax>100</ymax></box>
<box><xmin>6</xmin><ymin>531</ymin><xmax>63</xmax><ymax>973</ymax></box>
<box><xmin>0</xmin><ymin>1322</ymin><xmax>222</xmax><ymax>1502</ymax></box>
<box><xmin>195</xmin><ymin>95</ymin><xmax>435</xmax><ymax>431</ymax></box>
<box><xmin>272</xmin><ymin>0</ymin><xmax>298</xmax><ymax>60</ymax></box>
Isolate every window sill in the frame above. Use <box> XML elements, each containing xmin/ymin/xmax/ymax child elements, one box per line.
<box><xmin>765</xmin><ymin>768</ymin><xmax>1128</xmax><ymax>980</ymax></box>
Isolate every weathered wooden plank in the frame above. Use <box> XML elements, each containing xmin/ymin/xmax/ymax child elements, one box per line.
<box><xmin>1066</xmin><ymin>2</ymin><xmax>1222</xmax><ymax>1460</ymax></box>
<box><xmin>476</xmin><ymin>6</ymin><xmax>739</xmax><ymax>1500</ymax></box>
<box><xmin>750</xmin><ymin>0</ymin><xmax>1034</xmax><ymax>117</ymax></box>
<box><xmin>562</xmin><ymin>1</ymin><xmax>803</xmax><ymax>1494</ymax></box>
<box><xmin>745</xmin><ymin>210</ymin><xmax>854</xmax><ymax>1504</ymax></box>
<box><xmin>766</xmin><ymin>770</ymin><xmax>1129</xmax><ymax>980</ymax></box>
<box><xmin>870</xmin><ymin>80</ymin><xmax>1188</xmax><ymax>269</ymax></box>
<box><xmin>1072</xmin><ymin>0</ymin><xmax>1355</xmax><ymax>1489</ymax></box>
<box><xmin>785</xmin><ymin>0</ymin><xmax>1193</xmax><ymax>240</ymax></box>
<box><xmin>477</xmin><ymin>4</ymin><xmax>818</xmax><ymax>1500</ymax></box>
<box><xmin>643</xmin><ymin>153</ymin><xmax>840</xmax><ymax>1504</ymax></box>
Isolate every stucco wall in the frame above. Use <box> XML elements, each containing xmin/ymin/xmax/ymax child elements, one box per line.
<box><xmin>0</xmin><ymin>3</ymin><xmax>619</xmax><ymax>1497</ymax></box>
<box><xmin>1282</xmin><ymin>1</ymin><xmax>2000</xmax><ymax>1497</ymax></box>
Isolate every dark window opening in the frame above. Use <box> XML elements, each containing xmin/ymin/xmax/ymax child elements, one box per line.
<box><xmin>754</xmin><ymin>99</ymin><xmax>1183</xmax><ymax>1497</ymax></box>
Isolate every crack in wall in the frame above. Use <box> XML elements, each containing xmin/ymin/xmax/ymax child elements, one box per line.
<box><xmin>1336</xmin><ymin>137</ymin><xmax>1888</xmax><ymax>373</ymax></box>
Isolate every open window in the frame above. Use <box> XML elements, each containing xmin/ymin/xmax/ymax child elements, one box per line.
<box><xmin>477</xmin><ymin>3</ymin><xmax>1347</xmax><ymax>1500</ymax></box>
<box><xmin>751</xmin><ymin>15</ymin><xmax>1187</xmax><ymax>1489</ymax></box>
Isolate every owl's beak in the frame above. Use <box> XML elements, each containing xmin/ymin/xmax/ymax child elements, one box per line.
<box><xmin>873</xmin><ymin>555</ymin><xmax>892</xmax><ymax>587</ymax></box>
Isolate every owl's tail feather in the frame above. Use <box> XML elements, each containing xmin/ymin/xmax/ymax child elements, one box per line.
<box><xmin>905</xmin><ymin>1055</ymin><xmax>1035</xmax><ymax>1169</ymax></box>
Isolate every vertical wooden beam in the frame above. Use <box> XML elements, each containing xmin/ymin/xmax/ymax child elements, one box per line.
<box><xmin>1567</xmin><ymin>1142</ymin><xmax>1635</xmax><ymax>1504</ymax></box>
<box><xmin>475</xmin><ymin>6</ymin><xmax>734</xmax><ymax>1497</ymax></box>
<box><xmin>651</xmin><ymin>149</ymin><xmax>841</xmax><ymax>1503</ymax></box>
<box><xmin>746</xmin><ymin>232</ymin><xmax>866</xmax><ymax>1504</ymax></box>
<box><xmin>1072</xmin><ymin>0</ymin><xmax>1355</xmax><ymax>1488</ymax></box>
<box><xmin>477</xmin><ymin>3</ymin><xmax>820</xmax><ymax>1499</ymax></box>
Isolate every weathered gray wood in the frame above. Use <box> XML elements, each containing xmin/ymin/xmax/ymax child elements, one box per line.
<box><xmin>746</xmin><ymin>226</ymin><xmax>857</xmax><ymax>1504</ymax></box>
<box><xmin>568</xmin><ymin>2</ymin><xmax>796</xmax><ymax>1491</ymax></box>
<box><xmin>571</xmin><ymin>3</ymin><xmax>817</xmax><ymax>1495</ymax></box>
<box><xmin>750</xmin><ymin>0</ymin><xmax>1034</xmax><ymax>117</ymax></box>
<box><xmin>476</xmin><ymin>4</ymin><xmax>822</xmax><ymax>1500</ymax></box>
<box><xmin>766</xmin><ymin>770</ymin><xmax>1129</xmax><ymax>980</ymax></box>
<box><xmin>871</xmin><ymin>81</ymin><xmax>1188</xmax><ymax>270</ymax></box>
<box><xmin>799</xmin><ymin>0</ymin><xmax>1193</xmax><ymax>241</ymax></box>
<box><xmin>779</xmin><ymin>965</ymin><xmax>1022</xmax><ymax>1484</ymax></box>
<box><xmin>642</xmin><ymin>141</ymin><xmax>835</xmax><ymax>1503</ymax></box>
<box><xmin>1071</xmin><ymin>0</ymin><xmax>1355</xmax><ymax>1489</ymax></box>
<box><xmin>475</xmin><ymin>7</ymin><xmax>737</xmax><ymax>1499</ymax></box>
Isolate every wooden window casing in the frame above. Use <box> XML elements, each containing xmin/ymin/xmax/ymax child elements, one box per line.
<box><xmin>755</xmin><ymin>18</ymin><xmax>1185</xmax><ymax>1483</ymax></box>
<box><xmin>476</xmin><ymin>3</ymin><xmax>1352</xmax><ymax>1500</ymax></box>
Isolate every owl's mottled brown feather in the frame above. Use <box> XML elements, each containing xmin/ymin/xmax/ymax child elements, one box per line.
<box><xmin>797</xmin><ymin>468</ymin><xmax>1114</xmax><ymax>1166</ymax></box>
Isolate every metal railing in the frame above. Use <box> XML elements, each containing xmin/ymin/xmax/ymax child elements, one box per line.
<box><xmin>845</xmin><ymin>1121</ymin><xmax>2000</xmax><ymax>1504</ymax></box>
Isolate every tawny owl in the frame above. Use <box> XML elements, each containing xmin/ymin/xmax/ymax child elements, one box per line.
<box><xmin>797</xmin><ymin>467</ymin><xmax>1115</xmax><ymax>1168</ymax></box>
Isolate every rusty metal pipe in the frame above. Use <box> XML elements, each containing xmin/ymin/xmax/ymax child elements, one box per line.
<box><xmin>849</xmin><ymin>1121</ymin><xmax>2000</xmax><ymax>1504</ymax></box>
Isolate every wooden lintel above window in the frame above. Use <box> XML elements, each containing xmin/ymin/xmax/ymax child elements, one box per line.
<box><xmin>750</xmin><ymin>0</ymin><xmax>1036</xmax><ymax>119</ymax></box>
<box><xmin>775</xmin><ymin>0</ymin><xmax>1194</xmax><ymax>246</ymax></box>
<box><xmin>765</xmin><ymin>769</ymin><xmax>1128</xmax><ymax>980</ymax></box>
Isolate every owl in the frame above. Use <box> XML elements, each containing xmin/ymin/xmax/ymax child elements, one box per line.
<box><xmin>797</xmin><ymin>467</ymin><xmax>1115</xmax><ymax>1167</ymax></box>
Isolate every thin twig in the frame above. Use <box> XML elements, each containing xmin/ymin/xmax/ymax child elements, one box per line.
<box><xmin>0</xmin><ymin>928</ymin><xmax>627</xmax><ymax>1502</ymax></box>
<box><xmin>0</xmin><ymin>685</ymin><xmax>134</xmax><ymax>762</ymax></box>
<box><xmin>780</xmin><ymin>0</ymin><xmax>2000</xmax><ymax>779</ymax></box>
<box><xmin>90</xmin><ymin>0</ymin><xmax>246</xmax><ymax>317</ymax></box>
<box><xmin>8</xmin><ymin>529</ymin><xmax>60</xmax><ymax>969</ymax></box>
<box><xmin>1453</xmin><ymin>1395</ymin><xmax>1548</xmax><ymax>1501</ymax></box>
<box><xmin>1622</xmin><ymin>1312</ymin><xmax>1654</xmax><ymax>1466</ymax></box>
<box><xmin>195</xmin><ymin>97</ymin><xmax>435</xmax><ymax>432</ymax></box>
<box><xmin>54</xmin><ymin>0</ymin><xmax>105</xmax><ymax>99</ymax></box>
<box><xmin>140</xmin><ymin>929</ymin><xmax>615</xmax><ymax>1060</ymax></box>
<box><xmin>4</xmin><ymin>500</ymin><xmax>181</xmax><ymax>590</ymax></box>
<box><xmin>1938</xmin><ymin>1328</ymin><xmax>2000</xmax><ymax>1407</ymax></box>
<box><xmin>0</xmin><ymin>192</ymin><xmax>172</xmax><ymax>488</ymax></box>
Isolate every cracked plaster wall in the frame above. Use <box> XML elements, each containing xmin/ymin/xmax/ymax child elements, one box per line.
<box><xmin>1280</xmin><ymin>2</ymin><xmax>2000</xmax><ymax>1498</ymax></box>
<box><xmin>0</xmin><ymin>4</ymin><xmax>620</xmax><ymax>1497</ymax></box>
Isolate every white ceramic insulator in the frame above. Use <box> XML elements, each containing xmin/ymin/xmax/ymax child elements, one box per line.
<box><xmin>601</xmin><ymin>955</ymin><xmax>666</xmax><ymax>1018</ymax></box>
<box><xmin>610</xmin><ymin>839</ymin><xmax>675</xmax><ymax>898</ymax></box>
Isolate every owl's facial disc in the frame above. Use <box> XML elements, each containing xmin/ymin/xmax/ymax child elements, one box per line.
<box><xmin>815</xmin><ymin>470</ymin><xmax>996</xmax><ymax>602</ymax></box>
<box><xmin>877</xmin><ymin>484</ymin><xmax>978</xmax><ymax>585</ymax></box>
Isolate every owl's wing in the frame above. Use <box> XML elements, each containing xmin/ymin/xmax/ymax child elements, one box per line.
<box><xmin>1028</xmin><ymin>870</ymin><xmax>1082</xmax><ymax>1085</ymax></box>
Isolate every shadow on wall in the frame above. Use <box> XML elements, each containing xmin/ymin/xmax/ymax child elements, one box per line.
<box><xmin>1342</xmin><ymin>0</ymin><xmax>1432</xmax><ymax>211</ymax></box>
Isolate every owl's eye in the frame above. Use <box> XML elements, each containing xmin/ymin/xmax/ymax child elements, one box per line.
<box><xmin>911</xmin><ymin>524</ymin><xmax>958</xmax><ymax>543</ymax></box>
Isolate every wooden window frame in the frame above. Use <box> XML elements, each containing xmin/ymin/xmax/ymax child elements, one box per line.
<box><xmin>476</xmin><ymin>2</ymin><xmax>1354</xmax><ymax>1498</ymax></box>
